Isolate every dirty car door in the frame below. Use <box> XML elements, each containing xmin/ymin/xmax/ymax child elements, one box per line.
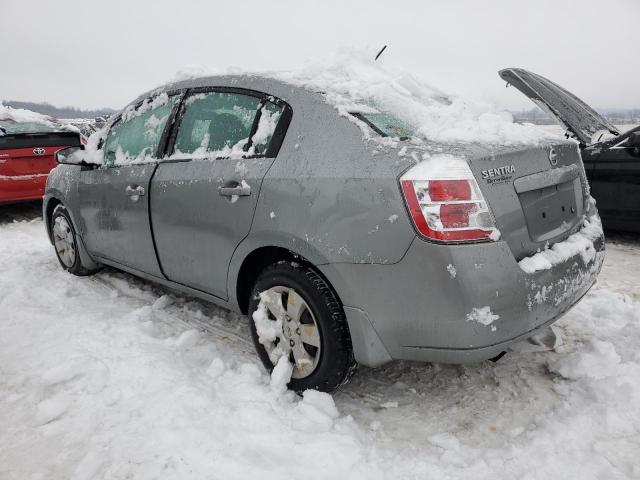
<box><xmin>77</xmin><ymin>94</ymin><xmax>180</xmax><ymax>276</ymax></box>
<box><xmin>150</xmin><ymin>89</ymin><xmax>290</xmax><ymax>299</ymax></box>
<box><xmin>499</xmin><ymin>68</ymin><xmax>620</xmax><ymax>145</ymax></box>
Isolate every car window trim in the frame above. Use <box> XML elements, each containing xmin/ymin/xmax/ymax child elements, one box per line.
<box><xmin>163</xmin><ymin>86</ymin><xmax>292</xmax><ymax>162</ymax></box>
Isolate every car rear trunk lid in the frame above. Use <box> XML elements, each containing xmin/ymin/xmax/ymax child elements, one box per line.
<box><xmin>0</xmin><ymin>132</ymin><xmax>80</xmax><ymax>177</ymax></box>
<box><xmin>499</xmin><ymin>68</ymin><xmax>620</xmax><ymax>145</ymax></box>
<box><xmin>466</xmin><ymin>142</ymin><xmax>589</xmax><ymax>260</ymax></box>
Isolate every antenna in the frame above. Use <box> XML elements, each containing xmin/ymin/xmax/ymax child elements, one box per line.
<box><xmin>374</xmin><ymin>45</ymin><xmax>387</xmax><ymax>61</ymax></box>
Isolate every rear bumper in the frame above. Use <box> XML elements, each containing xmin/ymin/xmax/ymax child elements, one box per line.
<box><xmin>320</xmin><ymin>216</ymin><xmax>605</xmax><ymax>367</ymax></box>
<box><xmin>0</xmin><ymin>175</ymin><xmax>48</xmax><ymax>204</ymax></box>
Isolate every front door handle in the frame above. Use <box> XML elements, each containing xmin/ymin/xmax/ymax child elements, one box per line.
<box><xmin>125</xmin><ymin>185</ymin><xmax>146</xmax><ymax>196</ymax></box>
<box><xmin>218</xmin><ymin>182</ymin><xmax>251</xmax><ymax>197</ymax></box>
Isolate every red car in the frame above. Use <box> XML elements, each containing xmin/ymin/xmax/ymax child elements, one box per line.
<box><xmin>0</xmin><ymin>107</ymin><xmax>84</xmax><ymax>204</ymax></box>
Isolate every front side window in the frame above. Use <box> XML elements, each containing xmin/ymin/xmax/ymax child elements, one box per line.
<box><xmin>103</xmin><ymin>94</ymin><xmax>178</xmax><ymax>165</ymax></box>
<box><xmin>173</xmin><ymin>91</ymin><xmax>284</xmax><ymax>158</ymax></box>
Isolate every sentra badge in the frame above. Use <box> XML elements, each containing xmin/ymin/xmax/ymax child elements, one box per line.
<box><xmin>481</xmin><ymin>165</ymin><xmax>515</xmax><ymax>182</ymax></box>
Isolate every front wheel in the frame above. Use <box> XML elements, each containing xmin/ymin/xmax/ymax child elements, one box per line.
<box><xmin>50</xmin><ymin>204</ymin><xmax>99</xmax><ymax>276</ymax></box>
<box><xmin>248</xmin><ymin>262</ymin><xmax>356</xmax><ymax>393</ymax></box>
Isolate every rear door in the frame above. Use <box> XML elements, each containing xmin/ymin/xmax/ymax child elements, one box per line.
<box><xmin>77</xmin><ymin>94</ymin><xmax>180</xmax><ymax>276</ymax></box>
<box><xmin>499</xmin><ymin>68</ymin><xmax>620</xmax><ymax>145</ymax></box>
<box><xmin>150</xmin><ymin>88</ymin><xmax>290</xmax><ymax>299</ymax></box>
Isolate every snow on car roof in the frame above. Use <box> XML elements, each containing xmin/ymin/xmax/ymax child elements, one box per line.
<box><xmin>154</xmin><ymin>50</ymin><xmax>562</xmax><ymax>146</ymax></box>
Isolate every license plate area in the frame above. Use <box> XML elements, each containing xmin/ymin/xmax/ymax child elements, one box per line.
<box><xmin>514</xmin><ymin>165</ymin><xmax>584</xmax><ymax>243</ymax></box>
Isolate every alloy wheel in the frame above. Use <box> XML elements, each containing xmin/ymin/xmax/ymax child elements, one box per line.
<box><xmin>52</xmin><ymin>215</ymin><xmax>76</xmax><ymax>268</ymax></box>
<box><xmin>257</xmin><ymin>285</ymin><xmax>322</xmax><ymax>379</ymax></box>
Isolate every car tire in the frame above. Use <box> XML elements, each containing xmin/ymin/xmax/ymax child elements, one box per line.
<box><xmin>50</xmin><ymin>204</ymin><xmax>99</xmax><ymax>276</ymax></box>
<box><xmin>248</xmin><ymin>261</ymin><xmax>357</xmax><ymax>393</ymax></box>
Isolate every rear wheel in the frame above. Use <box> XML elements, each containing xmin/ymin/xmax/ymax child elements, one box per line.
<box><xmin>248</xmin><ymin>262</ymin><xmax>356</xmax><ymax>393</ymax></box>
<box><xmin>51</xmin><ymin>204</ymin><xmax>98</xmax><ymax>276</ymax></box>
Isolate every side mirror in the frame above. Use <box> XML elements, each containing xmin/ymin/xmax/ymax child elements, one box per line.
<box><xmin>55</xmin><ymin>145</ymin><xmax>91</xmax><ymax>166</ymax></box>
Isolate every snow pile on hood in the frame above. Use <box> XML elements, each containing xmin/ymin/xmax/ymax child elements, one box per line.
<box><xmin>518</xmin><ymin>201</ymin><xmax>603</xmax><ymax>274</ymax></box>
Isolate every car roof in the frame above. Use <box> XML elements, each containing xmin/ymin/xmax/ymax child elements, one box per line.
<box><xmin>128</xmin><ymin>74</ymin><xmax>316</xmax><ymax>111</ymax></box>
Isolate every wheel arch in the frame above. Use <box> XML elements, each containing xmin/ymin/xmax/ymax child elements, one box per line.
<box><xmin>234</xmin><ymin>245</ymin><xmax>320</xmax><ymax>315</ymax></box>
<box><xmin>44</xmin><ymin>196</ymin><xmax>63</xmax><ymax>244</ymax></box>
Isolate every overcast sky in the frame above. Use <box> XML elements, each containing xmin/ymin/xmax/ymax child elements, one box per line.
<box><xmin>2</xmin><ymin>0</ymin><xmax>638</xmax><ymax>111</ymax></box>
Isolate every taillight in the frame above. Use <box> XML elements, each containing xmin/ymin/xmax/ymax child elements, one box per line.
<box><xmin>400</xmin><ymin>155</ymin><xmax>498</xmax><ymax>242</ymax></box>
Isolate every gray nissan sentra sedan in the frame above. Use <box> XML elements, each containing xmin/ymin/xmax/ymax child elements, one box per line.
<box><xmin>44</xmin><ymin>71</ymin><xmax>605</xmax><ymax>392</ymax></box>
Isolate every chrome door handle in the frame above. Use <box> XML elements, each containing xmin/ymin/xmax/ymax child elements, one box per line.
<box><xmin>125</xmin><ymin>185</ymin><xmax>146</xmax><ymax>196</ymax></box>
<box><xmin>218</xmin><ymin>183</ymin><xmax>251</xmax><ymax>197</ymax></box>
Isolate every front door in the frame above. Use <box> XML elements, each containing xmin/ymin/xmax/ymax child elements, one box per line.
<box><xmin>150</xmin><ymin>89</ymin><xmax>288</xmax><ymax>298</ymax></box>
<box><xmin>77</xmin><ymin>94</ymin><xmax>180</xmax><ymax>276</ymax></box>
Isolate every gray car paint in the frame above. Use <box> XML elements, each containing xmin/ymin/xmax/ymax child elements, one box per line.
<box><xmin>44</xmin><ymin>74</ymin><xmax>604</xmax><ymax>368</ymax></box>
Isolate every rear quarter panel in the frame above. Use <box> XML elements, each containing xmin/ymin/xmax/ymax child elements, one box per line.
<box><xmin>241</xmin><ymin>92</ymin><xmax>418</xmax><ymax>266</ymax></box>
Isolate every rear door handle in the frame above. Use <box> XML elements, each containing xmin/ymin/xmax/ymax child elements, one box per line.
<box><xmin>218</xmin><ymin>183</ymin><xmax>251</xmax><ymax>197</ymax></box>
<box><xmin>125</xmin><ymin>185</ymin><xmax>146</xmax><ymax>196</ymax></box>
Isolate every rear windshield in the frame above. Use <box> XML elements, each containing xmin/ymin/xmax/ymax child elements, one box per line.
<box><xmin>0</xmin><ymin>131</ymin><xmax>80</xmax><ymax>149</ymax></box>
<box><xmin>349</xmin><ymin>110</ymin><xmax>415</xmax><ymax>139</ymax></box>
<box><xmin>0</xmin><ymin>120</ymin><xmax>66</xmax><ymax>135</ymax></box>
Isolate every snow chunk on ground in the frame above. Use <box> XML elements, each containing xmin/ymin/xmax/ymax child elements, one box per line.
<box><xmin>152</xmin><ymin>294</ymin><xmax>174</xmax><ymax>310</ymax></box>
<box><xmin>175</xmin><ymin>329</ymin><xmax>200</xmax><ymax>351</ymax></box>
<box><xmin>36</xmin><ymin>394</ymin><xmax>70</xmax><ymax>425</ymax></box>
<box><xmin>548</xmin><ymin>340</ymin><xmax>621</xmax><ymax>380</ymax></box>
<box><xmin>2</xmin><ymin>210</ymin><xmax>640</xmax><ymax>479</ymax></box>
<box><xmin>270</xmin><ymin>356</ymin><xmax>293</xmax><ymax>393</ymax></box>
<box><xmin>519</xmin><ymin>207</ymin><xmax>603</xmax><ymax>274</ymax></box>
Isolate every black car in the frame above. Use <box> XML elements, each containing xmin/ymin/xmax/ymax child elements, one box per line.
<box><xmin>501</xmin><ymin>68</ymin><xmax>640</xmax><ymax>233</ymax></box>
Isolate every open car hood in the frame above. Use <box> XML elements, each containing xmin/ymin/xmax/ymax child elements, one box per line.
<box><xmin>499</xmin><ymin>68</ymin><xmax>620</xmax><ymax>145</ymax></box>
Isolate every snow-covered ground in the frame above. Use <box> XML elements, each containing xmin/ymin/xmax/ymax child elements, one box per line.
<box><xmin>1</xmin><ymin>202</ymin><xmax>639</xmax><ymax>479</ymax></box>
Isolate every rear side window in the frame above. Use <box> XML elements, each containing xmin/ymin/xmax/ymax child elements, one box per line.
<box><xmin>104</xmin><ymin>94</ymin><xmax>178</xmax><ymax>165</ymax></box>
<box><xmin>172</xmin><ymin>91</ymin><xmax>284</xmax><ymax>158</ymax></box>
<box><xmin>253</xmin><ymin>101</ymin><xmax>284</xmax><ymax>155</ymax></box>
